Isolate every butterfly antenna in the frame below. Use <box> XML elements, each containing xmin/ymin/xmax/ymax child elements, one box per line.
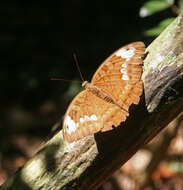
<box><xmin>73</xmin><ymin>53</ymin><xmax>85</xmax><ymax>82</ymax></box>
<box><xmin>51</xmin><ymin>78</ymin><xmax>82</xmax><ymax>83</ymax></box>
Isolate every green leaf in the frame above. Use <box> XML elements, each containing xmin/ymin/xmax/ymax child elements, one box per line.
<box><xmin>140</xmin><ymin>0</ymin><xmax>174</xmax><ymax>17</ymax></box>
<box><xmin>144</xmin><ymin>17</ymin><xmax>175</xmax><ymax>37</ymax></box>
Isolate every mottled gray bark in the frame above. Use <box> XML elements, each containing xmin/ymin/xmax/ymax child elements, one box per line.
<box><xmin>1</xmin><ymin>14</ymin><xmax>183</xmax><ymax>190</ymax></box>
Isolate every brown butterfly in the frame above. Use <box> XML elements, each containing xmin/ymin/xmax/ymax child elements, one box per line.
<box><xmin>62</xmin><ymin>42</ymin><xmax>145</xmax><ymax>142</ymax></box>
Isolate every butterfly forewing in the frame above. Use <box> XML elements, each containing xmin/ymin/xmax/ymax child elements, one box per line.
<box><xmin>63</xmin><ymin>42</ymin><xmax>145</xmax><ymax>142</ymax></box>
<box><xmin>91</xmin><ymin>41</ymin><xmax>145</xmax><ymax>110</ymax></box>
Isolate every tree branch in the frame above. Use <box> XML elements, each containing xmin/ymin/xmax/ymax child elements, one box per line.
<box><xmin>1</xmin><ymin>14</ymin><xmax>183</xmax><ymax>190</ymax></box>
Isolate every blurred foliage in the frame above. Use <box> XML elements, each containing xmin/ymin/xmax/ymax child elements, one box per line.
<box><xmin>63</xmin><ymin>81</ymin><xmax>83</xmax><ymax>99</ymax></box>
<box><xmin>140</xmin><ymin>0</ymin><xmax>174</xmax><ymax>17</ymax></box>
<box><xmin>180</xmin><ymin>0</ymin><xmax>183</xmax><ymax>12</ymax></box>
<box><xmin>169</xmin><ymin>161</ymin><xmax>183</xmax><ymax>174</ymax></box>
<box><xmin>144</xmin><ymin>17</ymin><xmax>175</xmax><ymax>36</ymax></box>
<box><xmin>139</xmin><ymin>0</ymin><xmax>183</xmax><ymax>37</ymax></box>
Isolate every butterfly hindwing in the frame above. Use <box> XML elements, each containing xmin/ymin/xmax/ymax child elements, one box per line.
<box><xmin>63</xmin><ymin>90</ymin><xmax>128</xmax><ymax>142</ymax></box>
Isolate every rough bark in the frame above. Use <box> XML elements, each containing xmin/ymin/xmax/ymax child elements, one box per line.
<box><xmin>1</xmin><ymin>14</ymin><xmax>183</xmax><ymax>190</ymax></box>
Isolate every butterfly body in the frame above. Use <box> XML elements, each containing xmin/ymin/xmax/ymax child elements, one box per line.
<box><xmin>82</xmin><ymin>81</ymin><xmax>128</xmax><ymax>112</ymax></box>
<box><xmin>63</xmin><ymin>42</ymin><xmax>145</xmax><ymax>142</ymax></box>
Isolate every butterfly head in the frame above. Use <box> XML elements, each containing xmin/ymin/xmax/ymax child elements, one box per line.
<box><xmin>82</xmin><ymin>81</ymin><xmax>89</xmax><ymax>88</ymax></box>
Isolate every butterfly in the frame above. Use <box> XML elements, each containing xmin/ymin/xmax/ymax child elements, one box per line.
<box><xmin>62</xmin><ymin>42</ymin><xmax>145</xmax><ymax>142</ymax></box>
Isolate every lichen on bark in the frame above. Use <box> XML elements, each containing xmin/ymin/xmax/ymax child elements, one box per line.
<box><xmin>142</xmin><ymin>13</ymin><xmax>183</xmax><ymax>112</ymax></box>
